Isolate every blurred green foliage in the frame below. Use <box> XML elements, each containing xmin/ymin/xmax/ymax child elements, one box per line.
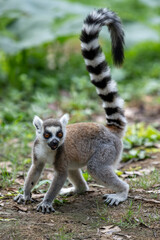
<box><xmin>0</xmin><ymin>0</ymin><xmax>160</xmax><ymax>124</ymax></box>
<box><xmin>123</xmin><ymin>123</ymin><xmax>160</xmax><ymax>162</ymax></box>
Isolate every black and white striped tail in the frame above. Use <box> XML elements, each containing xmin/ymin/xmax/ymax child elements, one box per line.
<box><xmin>80</xmin><ymin>8</ymin><xmax>127</xmax><ymax>134</ymax></box>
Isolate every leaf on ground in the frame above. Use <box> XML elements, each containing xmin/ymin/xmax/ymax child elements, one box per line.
<box><xmin>0</xmin><ymin>201</ymin><xmax>4</xmax><ymax>207</ymax></box>
<box><xmin>100</xmin><ymin>225</ymin><xmax>121</xmax><ymax>236</ymax></box>
<box><xmin>0</xmin><ymin>218</ymin><xmax>17</xmax><ymax>222</ymax></box>
<box><xmin>89</xmin><ymin>183</ymin><xmax>105</xmax><ymax>188</ymax></box>
<box><xmin>152</xmin><ymin>183</ymin><xmax>160</xmax><ymax>188</ymax></box>
<box><xmin>147</xmin><ymin>189</ymin><xmax>160</xmax><ymax>194</ymax></box>
<box><xmin>132</xmin><ymin>189</ymin><xmax>160</xmax><ymax>194</ymax></box>
<box><xmin>115</xmin><ymin>233</ymin><xmax>132</xmax><ymax>239</ymax></box>
<box><xmin>0</xmin><ymin>193</ymin><xmax>16</xmax><ymax>199</ymax></box>
<box><xmin>121</xmin><ymin>167</ymin><xmax>155</xmax><ymax>178</ymax></box>
<box><xmin>14</xmin><ymin>205</ymin><xmax>28</xmax><ymax>212</ymax></box>
<box><xmin>115</xmin><ymin>170</ymin><xmax>123</xmax><ymax>176</ymax></box>
<box><xmin>131</xmin><ymin>188</ymin><xmax>146</xmax><ymax>193</ymax></box>
<box><xmin>139</xmin><ymin>167</ymin><xmax>155</xmax><ymax>175</ymax></box>
<box><xmin>6</xmin><ymin>187</ymin><xmax>18</xmax><ymax>192</ymax></box>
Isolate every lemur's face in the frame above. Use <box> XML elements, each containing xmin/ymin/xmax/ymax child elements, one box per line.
<box><xmin>43</xmin><ymin>123</ymin><xmax>64</xmax><ymax>150</ymax></box>
<box><xmin>33</xmin><ymin>114</ymin><xmax>69</xmax><ymax>150</ymax></box>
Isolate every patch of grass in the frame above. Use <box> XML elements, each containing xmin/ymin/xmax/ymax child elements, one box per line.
<box><xmin>94</xmin><ymin>200</ymin><xmax>121</xmax><ymax>228</ymax></box>
<box><xmin>0</xmin><ymin>120</ymin><xmax>34</xmax><ymax>187</ymax></box>
<box><xmin>0</xmin><ymin>168</ymin><xmax>13</xmax><ymax>188</ymax></box>
<box><xmin>54</xmin><ymin>198</ymin><xmax>68</xmax><ymax>206</ymax></box>
<box><xmin>96</xmin><ymin>200</ymin><xmax>109</xmax><ymax>222</ymax></box>
<box><xmin>96</xmin><ymin>197</ymin><xmax>160</xmax><ymax>229</ymax></box>
<box><xmin>116</xmin><ymin>201</ymin><xmax>144</xmax><ymax>228</ymax></box>
<box><xmin>54</xmin><ymin>227</ymin><xmax>73</xmax><ymax>240</ymax></box>
<box><xmin>96</xmin><ymin>200</ymin><xmax>148</xmax><ymax>229</ymax></box>
<box><xmin>130</xmin><ymin>169</ymin><xmax>160</xmax><ymax>190</ymax></box>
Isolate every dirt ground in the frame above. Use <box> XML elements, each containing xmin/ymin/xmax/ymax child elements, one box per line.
<box><xmin>1</xmin><ymin>156</ymin><xmax>160</xmax><ymax>240</ymax></box>
<box><xmin>0</xmin><ymin>102</ymin><xmax>160</xmax><ymax>240</ymax></box>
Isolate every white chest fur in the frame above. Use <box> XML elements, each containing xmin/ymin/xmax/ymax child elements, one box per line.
<box><xmin>34</xmin><ymin>143</ymin><xmax>56</xmax><ymax>164</ymax></box>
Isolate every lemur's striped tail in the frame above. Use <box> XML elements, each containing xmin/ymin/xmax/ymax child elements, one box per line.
<box><xmin>80</xmin><ymin>8</ymin><xmax>127</xmax><ymax>135</ymax></box>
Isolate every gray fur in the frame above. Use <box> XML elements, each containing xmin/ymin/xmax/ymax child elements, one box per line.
<box><xmin>43</xmin><ymin>119</ymin><xmax>62</xmax><ymax>129</ymax></box>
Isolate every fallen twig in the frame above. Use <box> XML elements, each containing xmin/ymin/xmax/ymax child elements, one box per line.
<box><xmin>128</xmin><ymin>195</ymin><xmax>160</xmax><ymax>204</ymax></box>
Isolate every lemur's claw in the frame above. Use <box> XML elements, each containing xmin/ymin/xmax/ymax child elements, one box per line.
<box><xmin>103</xmin><ymin>194</ymin><xmax>119</xmax><ymax>206</ymax></box>
<box><xmin>14</xmin><ymin>194</ymin><xmax>24</xmax><ymax>204</ymax></box>
<box><xmin>14</xmin><ymin>194</ymin><xmax>34</xmax><ymax>205</ymax></box>
<box><xmin>37</xmin><ymin>201</ymin><xmax>55</xmax><ymax>214</ymax></box>
<box><xmin>103</xmin><ymin>193</ymin><xmax>125</xmax><ymax>206</ymax></box>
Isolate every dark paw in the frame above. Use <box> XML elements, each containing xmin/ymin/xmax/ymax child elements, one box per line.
<box><xmin>37</xmin><ymin>201</ymin><xmax>55</xmax><ymax>214</ymax></box>
<box><xmin>14</xmin><ymin>194</ymin><xmax>35</xmax><ymax>204</ymax></box>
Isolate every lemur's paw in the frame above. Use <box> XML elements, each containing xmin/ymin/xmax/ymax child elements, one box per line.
<box><xmin>14</xmin><ymin>194</ymin><xmax>35</xmax><ymax>204</ymax></box>
<box><xmin>103</xmin><ymin>193</ymin><xmax>127</xmax><ymax>206</ymax></box>
<box><xmin>37</xmin><ymin>201</ymin><xmax>55</xmax><ymax>214</ymax></box>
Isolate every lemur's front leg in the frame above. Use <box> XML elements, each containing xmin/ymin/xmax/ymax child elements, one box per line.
<box><xmin>14</xmin><ymin>162</ymin><xmax>45</xmax><ymax>204</ymax></box>
<box><xmin>37</xmin><ymin>170</ymin><xmax>67</xmax><ymax>213</ymax></box>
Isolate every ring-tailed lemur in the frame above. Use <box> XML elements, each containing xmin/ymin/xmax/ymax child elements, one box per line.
<box><xmin>14</xmin><ymin>8</ymin><xmax>129</xmax><ymax>213</ymax></box>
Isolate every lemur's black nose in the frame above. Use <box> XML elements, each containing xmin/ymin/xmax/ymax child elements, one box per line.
<box><xmin>48</xmin><ymin>139</ymin><xmax>59</xmax><ymax>150</ymax></box>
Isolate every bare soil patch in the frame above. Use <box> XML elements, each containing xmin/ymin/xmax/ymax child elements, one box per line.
<box><xmin>1</xmin><ymin>155</ymin><xmax>160</xmax><ymax>240</ymax></box>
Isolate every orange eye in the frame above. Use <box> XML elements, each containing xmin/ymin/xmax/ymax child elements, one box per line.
<box><xmin>44</xmin><ymin>133</ymin><xmax>50</xmax><ymax>139</ymax></box>
<box><xmin>57</xmin><ymin>131</ymin><xmax>63</xmax><ymax>138</ymax></box>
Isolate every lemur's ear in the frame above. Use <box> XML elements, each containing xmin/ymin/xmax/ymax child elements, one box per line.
<box><xmin>60</xmin><ymin>114</ymin><xmax>69</xmax><ymax>126</ymax></box>
<box><xmin>33</xmin><ymin>116</ymin><xmax>43</xmax><ymax>133</ymax></box>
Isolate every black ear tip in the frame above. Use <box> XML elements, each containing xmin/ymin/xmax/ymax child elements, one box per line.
<box><xmin>35</xmin><ymin>124</ymin><xmax>39</xmax><ymax>130</ymax></box>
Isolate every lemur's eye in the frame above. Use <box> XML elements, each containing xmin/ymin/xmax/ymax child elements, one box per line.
<box><xmin>57</xmin><ymin>131</ymin><xmax>63</xmax><ymax>138</ymax></box>
<box><xmin>44</xmin><ymin>133</ymin><xmax>51</xmax><ymax>139</ymax></box>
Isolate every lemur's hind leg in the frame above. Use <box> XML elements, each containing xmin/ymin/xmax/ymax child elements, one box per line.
<box><xmin>60</xmin><ymin>169</ymin><xmax>89</xmax><ymax>196</ymax></box>
<box><xmin>87</xmin><ymin>150</ymin><xmax>129</xmax><ymax>206</ymax></box>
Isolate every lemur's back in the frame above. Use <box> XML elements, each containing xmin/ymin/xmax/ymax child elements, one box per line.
<box><xmin>55</xmin><ymin>122</ymin><xmax>122</xmax><ymax>169</ymax></box>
